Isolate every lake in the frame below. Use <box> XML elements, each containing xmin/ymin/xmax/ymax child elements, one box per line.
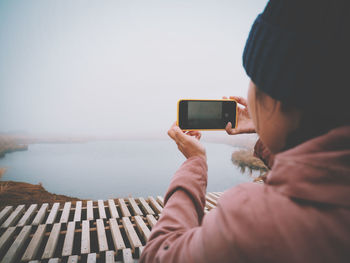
<box><xmin>0</xmin><ymin>140</ymin><xmax>252</xmax><ymax>200</ymax></box>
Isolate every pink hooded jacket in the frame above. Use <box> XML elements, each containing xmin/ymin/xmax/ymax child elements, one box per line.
<box><xmin>140</xmin><ymin>126</ymin><xmax>350</xmax><ymax>263</ymax></box>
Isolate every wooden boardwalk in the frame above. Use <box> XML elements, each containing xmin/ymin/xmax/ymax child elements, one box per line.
<box><xmin>0</xmin><ymin>192</ymin><xmax>223</xmax><ymax>263</ymax></box>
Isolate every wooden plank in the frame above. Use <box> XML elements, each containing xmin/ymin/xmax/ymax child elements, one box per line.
<box><xmin>127</xmin><ymin>198</ymin><xmax>143</xmax><ymax>216</ymax></box>
<box><xmin>67</xmin><ymin>255</ymin><xmax>78</xmax><ymax>263</ymax></box>
<box><xmin>17</xmin><ymin>204</ymin><xmax>38</xmax><ymax>227</ymax></box>
<box><xmin>207</xmin><ymin>192</ymin><xmax>219</xmax><ymax>201</ymax></box>
<box><xmin>118</xmin><ymin>199</ymin><xmax>131</xmax><ymax>217</ymax></box>
<box><xmin>62</xmin><ymin>221</ymin><xmax>76</xmax><ymax>257</ymax></box>
<box><xmin>134</xmin><ymin>216</ymin><xmax>151</xmax><ymax>241</ymax></box>
<box><xmin>22</xmin><ymin>224</ymin><xmax>47</xmax><ymax>261</ymax></box>
<box><xmin>87</xmin><ymin>253</ymin><xmax>97</xmax><ymax>263</ymax></box>
<box><xmin>146</xmin><ymin>214</ymin><xmax>157</xmax><ymax>228</ymax></box>
<box><xmin>138</xmin><ymin>246</ymin><xmax>144</xmax><ymax>257</ymax></box>
<box><xmin>1</xmin><ymin>204</ymin><xmax>25</xmax><ymax>228</ymax></box>
<box><xmin>0</xmin><ymin>206</ymin><xmax>13</xmax><ymax>225</ymax></box>
<box><xmin>42</xmin><ymin>223</ymin><xmax>61</xmax><ymax>259</ymax></box>
<box><xmin>0</xmin><ymin>227</ymin><xmax>16</xmax><ymax>253</ymax></box>
<box><xmin>1</xmin><ymin>225</ymin><xmax>32</xmax><ymax>263</ymax></box>
<box><xmin>156</xmin><ymin>196</ymin><xmax>164</xmax><ymax>207</ymax></box>
<box><xmin>60</xmin><ymin>202</ymin><xmax>71</xmax><ymax>223</ymax></box>
<box><xmin>86</xmin><ymin>201</ymin><xmax>94</xmax><ymax>220</ymax></box>
<box><xmin>32</xmin><ymin>203</ymin><xmax>48</xmax><ymax>226</ymax></box>
<box><xmin>107</xmin><ymin>199</ymin><xmax>119</xmax><ymax>219</ymax></box>
<box><xmin>205</xmin><ymin>201</ymin><xmax>216</xmax><ymax>210</ymax></box>
<box><xmin>109</xmin><ymin>218</ymin><xmax>126</xmax><ymax>251</ymax></box>
<box><xmin>138</xmin><ymin>197</ymin><xmax>155</xmax><ymax>215</ymax></box>
<box><xmin>105</xmin><ymin>250</ymin><xmax>115</xmax><ymax>263</ymax></box>
<box><xmin>98</xmin><ymin>200</ymin><xmax>107</xmax><ymax>219</ymax></box>
<box><xmin>73</xmin><ymin>201</ymin><xmax>82</xmax><ymax>222</ymax></box>
<box><xmin>96</xmin><ymin>219</ymin><xmax>108</xmax><ymax>252</ymax></box>
<box><xmin>122</xmin><ymin>248</ymin><xmax>133</xmax><ymax>263</ymax></box>
<box><xmin>148</xmin><ymin>196</ymin><xmax>163</xmax><ymax>214</ymax></box>
<box><xmin>81</xmin><ymin>220</ymin><xmax>90</xmax><ymax>254</ymax></box>
<box><xmin>207</xmin><ymin>192</ymin><xmax>219</xmax><ymax>200</ymax></box>
<box><xmin>210</xmin><ymin>192</ymin><xmax>219</xmax><ymax>197</ymax></box>
<box><xmin>121</xmin><ymin>217</ymin><xmax>142</xmax><ymax>251</ymax></box>
<box><xmin>45</xmin><ymin>203</ymin><xmax>60</xmax><ymax>224</ymax></box>
<box><xmin>205</xmin><ymin>195</ymin><xmax>217</xmax><ymax>206</ymax></box>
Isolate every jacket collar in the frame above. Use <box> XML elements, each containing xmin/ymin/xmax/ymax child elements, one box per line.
<box><xmin>266</xmin><ymin>126</ymin><xmax>350</xmax><ymax>207</ymax></box>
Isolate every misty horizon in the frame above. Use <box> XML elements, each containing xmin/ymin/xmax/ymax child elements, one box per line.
<box><xmin>0</xmin><ymin>0</ymin><xmax>267</xmax><ymax>138</ymax></box>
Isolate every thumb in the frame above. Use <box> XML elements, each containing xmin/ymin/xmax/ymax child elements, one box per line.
<box><xmin>225</xmin><ymin>122</ymin><xmax>232</xmax><ymax>133</ymax></box>
<box><xmin>168</xmin><ymin>123</ymin><xmax>185</xmax><ymax>142</ymax></box>
<box><xmin>173</xmin><ymin>126</ymin><xmax>187</xmax><ymax>142</ymax></box>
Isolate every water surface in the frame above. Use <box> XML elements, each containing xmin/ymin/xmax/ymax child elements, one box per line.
<box><xmin>0</xmin><ymin>140</ymin><xmax>252</xmax><ymax>200</ymax></box>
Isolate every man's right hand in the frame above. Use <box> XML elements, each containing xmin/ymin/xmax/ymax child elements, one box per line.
<box><xmin>223</xmin><ymin>96</ymin><xmax>256</xmax><ymax>135</ymax></box>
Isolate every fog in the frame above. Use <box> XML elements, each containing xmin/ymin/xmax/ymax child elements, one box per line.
<box><xmin>0</xmin><ymin>0</ymin><xmax>267</xmax><ymax>138</ymax></box>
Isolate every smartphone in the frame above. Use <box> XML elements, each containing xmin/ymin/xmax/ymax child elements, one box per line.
<box><xmin>177</xmin><ymin>99</ymin><xmax>237</xmax><ymax>130</ymax></box>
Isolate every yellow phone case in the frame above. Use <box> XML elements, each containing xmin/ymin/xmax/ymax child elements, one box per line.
<box><xmin>177</xmin><ymin>99</ymin><xmax>238</xmax><ymax>131</ymax></box>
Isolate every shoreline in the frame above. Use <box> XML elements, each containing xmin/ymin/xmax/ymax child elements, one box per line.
<box><xmin>0</xmin><ymin>144</ymin><xmax>28</xmax><ymax>158</ymax></box>
<box><xmin>0</xmin><ymin>134</ymin><xmax>263</xmax><ymax>208</ymax></box>
<box><xmin>0</xmin><ymin>134</ymin><xmax>29</xmax><ymax>159</ymax></box>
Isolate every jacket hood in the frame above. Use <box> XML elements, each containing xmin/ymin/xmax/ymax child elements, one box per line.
<box><xmin>266</xmin><ymin>126</ymin><xmax>350</xmax><ymax>207</ymax></box>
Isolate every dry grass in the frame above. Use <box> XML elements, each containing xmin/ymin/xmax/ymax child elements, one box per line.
<box><xmin>231</xmin><ymin>149</ymin><xmax>269</xmax><ymax>182</ymax></box>
<box><xmin>0</xmin><ymin>168</ymin><xmax>7</xmax><ymax>193</ymax></box>
<box><xmin>0</xmin><ymin>181</ymin><xmax>81</xmax><ymax>209</ymax></box>
<box><xmin>0</xmin><ymin>181</ymin><xmax>10</xmax><ymax>193</ymax></box>
<box><xmin>0</xmin><ymin>167</ymin><xmax>5</xmax><ymax>179</ymax></box>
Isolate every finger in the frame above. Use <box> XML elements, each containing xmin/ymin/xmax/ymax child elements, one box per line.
<box><xmin>237</xmin><ymin>105</ymin><xmax>245</xmax><ymax>112</ymax></box>
<box><xmin>225</xmin><ymin>122</ymin><xmax>233</xmax><ymax>135</ymax></box>
<box><xmin>173</xmin><ymin>125</ymin><xmax>188</xmax><ymax>143</ymax></box>
<box><xmin>186</xmin><ymin>130</ymin><xmax>199</xmax><ymax>136</ymax></box>
<box><xmin>222</xmin><ymin>96</ymin><xmax>228</xmax><ymax>99</ymax></box>
<box><xmin>228</xmin><ymin>128</ymin><xmax>239</xmax><ymax>135</ymax></box>
<box><xmin>168</xmin><ymin>127</ymin><xmax>177</xmax><ymax>140</ymax></box>
<box><xmin>187</xmin><ymin>130</ymin><xmax>202</xmax><ymax>140</ymax></box>
<box><xmin>226</xmin><ymin>123</ymin><xmax>241</xmax><ymax>135</ymax></box>
<box><xmin>168</xmin><ymin>122</ymin><xmax>181</xmax><ymax>141</ymax></box>
<box><xmin>229</xmin><ymin>96</ymin><xmax>248</xmax><ymax>107</ymax></box>
<box><xmin>185</xmin><ymin>131</ymin><xmax>197</xmax><ymax>140</ymax></box>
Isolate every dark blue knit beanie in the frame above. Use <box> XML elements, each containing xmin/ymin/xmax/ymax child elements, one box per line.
<box><xmin>243</xmin><ymin>0</ymin><xmax>349</xmax><ymax>108</ymax></box>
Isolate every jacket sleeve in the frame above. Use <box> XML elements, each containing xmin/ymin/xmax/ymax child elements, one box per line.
<box><xmin>139</xmin><ymin>156</ymin><xmax>208</xmax><ymax>263</ymax></box>
<box><xmin>139</xmin><ymin>156</ymin><xmax>249</xmax><ymax>263</ymax></box>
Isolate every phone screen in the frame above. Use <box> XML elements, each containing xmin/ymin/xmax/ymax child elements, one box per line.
<box><xmin>178</xmin><ymin>100</ymin><xmax>236</xmax><ymax>130</ymax></box>
<box><xmin>188</xmin><ymin>101</ymin><xmax>223</xmax><ymax>127</ymax></box>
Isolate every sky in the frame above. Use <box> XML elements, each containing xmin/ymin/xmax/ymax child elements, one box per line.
<box><xmin>0</xmin><ymin>0</ymin><xmax>268</xmax><ymax>138</ymax></box>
